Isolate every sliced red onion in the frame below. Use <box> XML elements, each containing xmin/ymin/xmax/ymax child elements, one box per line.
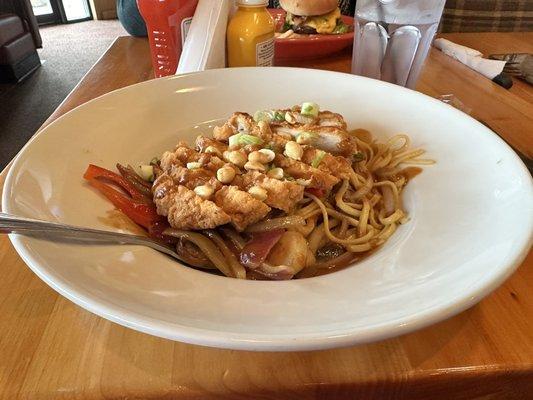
<box><xmin>239</xmin><ymin>229</ymin><xmax>284</xmax><ymax>269</ymax></box>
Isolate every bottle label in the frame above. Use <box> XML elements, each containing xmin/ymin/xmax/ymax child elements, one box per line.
<box><xmin>181</xmin><ymin>17</ymin><xmax>193</xmax><ymax>46</ymax></box>
<box><xmin>256</xmin><ymin>38</ymin><xmax>275</xmax><ymax>67</ymax></box>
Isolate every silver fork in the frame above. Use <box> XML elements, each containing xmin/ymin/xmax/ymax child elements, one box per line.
<box><xmin>0</xmin><ymin>212</ymin><xmax>185</xmax><ymax>262</ymax></box>
<box><xmin>489</xmin><ymin>53</ymin><xmax>532</xmax><ymax>84</ymax></box>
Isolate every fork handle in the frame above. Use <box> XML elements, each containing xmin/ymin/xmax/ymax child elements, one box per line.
<box><xmin>0</xmin><ymin>212</ymin><xmax>141</xmax><ymax>240</ymax></box>
<box><xmin>0</xmin><ymin>212</ymin><xmax>178</xmax><ymax>258</ymax></box>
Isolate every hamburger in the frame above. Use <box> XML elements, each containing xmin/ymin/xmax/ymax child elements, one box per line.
<box><xmin>279</xmin><ymin>0</ymin><xmax>350</xmax><ymax>35</ymax></box>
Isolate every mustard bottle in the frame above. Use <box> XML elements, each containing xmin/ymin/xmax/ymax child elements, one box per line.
<box><xmin>227</xmin><ymin>0</ymin><xmax>275</xmax><ymax>67</ymax></box>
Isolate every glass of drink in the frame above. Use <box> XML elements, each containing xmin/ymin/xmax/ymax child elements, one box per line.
<box><xmin>351</xmin><ymin>0</ymin><xmax>446</xmax><ymax>89</ymax></box>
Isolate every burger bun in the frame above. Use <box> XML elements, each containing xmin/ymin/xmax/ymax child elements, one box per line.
<box><xmin>279</xmin><ymin>0</ymin><xmax>339</xmax><ymax>16</ymax></box>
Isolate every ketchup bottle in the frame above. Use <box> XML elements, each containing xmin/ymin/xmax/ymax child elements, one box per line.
<box><xmin>137</xmin><ymin>0</ymin><xmax>199</xmax><ymax>77</ymax></box>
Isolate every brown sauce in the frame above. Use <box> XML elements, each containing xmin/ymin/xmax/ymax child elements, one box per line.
<box><xmin>295</xmin><ymin>249</ymin><xmax>376</xmax><ymax>279</ymax></box>
<box><xmin>399</xmin><ymin>166</ymin><xmax>423</xmax><ymax>181</ymax></box>
<box><xmin>349</xmin><ymin>128</ymin><xmax>372</xmax><ymax>143</ymax></box>
<box><xmin>311</xmin><ymin>252</ymin><xmax>371</xmax><ymax>277</ymax></box>
<box><xmin>97</xmin><ymin>209</ymin><xmax>147</xmax><ymax>236</ymax></box>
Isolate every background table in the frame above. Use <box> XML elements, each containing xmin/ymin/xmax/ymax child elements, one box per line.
<box><xmin>1</xmin><ymin>32</ymin><xmax>532</xmax><ymax>400</ymax></box>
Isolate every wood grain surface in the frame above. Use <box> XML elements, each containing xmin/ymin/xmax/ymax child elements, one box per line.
<box><xmin>278</xmin><ymin>32</ymin><xmax>533</xmax><ymax>158</ymax></box>
<box><xmin>0</xmin><ymin>33</ymin><xmax>532</xmax><ymax>400</ymax></box>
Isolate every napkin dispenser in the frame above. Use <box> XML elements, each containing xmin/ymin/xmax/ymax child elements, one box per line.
<box><xmin>176</xmin><ymin>0</ymin><xmax>232</xmax><ymax>74</ymax></box>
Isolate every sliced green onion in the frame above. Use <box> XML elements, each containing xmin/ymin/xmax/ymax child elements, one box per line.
<box><xmin>301</xmin><ymin>102</ymin><xmax>319</xmax><ymax>117</ymax></box>
<box><xmin>229</xmin><ymin>133</ymin><xmax>263</xmax><ymax>147</ymax></box>
<box><xmin>138</xmin><ymin>165</ymin><xmax>154</xmax><ymax>182</ymax></box>
<box><xmin>311</xmin><ymin>150</ymin><xmax>326</xmax><ymax>168</ymax></box>
<box><xmin>273</xmin><ymin>111</ymin><xmax>285</xmax><ymax>121</ymax></box>
<box><xmin>239</xmin><ymin>134</ymin><xmax>263</xmax><ymax>146</ymax></box>
<box><xmin>253</xmin><ymin>110</ymin><xmax>272</xmax><ymax>123</ymax></box>
<box><xmin>353</xmin><ymin>152</ymin><xmax>365</xmax><ymax>162</ymax></box>
<box><xmin>253</xmin><ymin>110</ymin><xmax>286</xmax><ymax>123</ymax></box>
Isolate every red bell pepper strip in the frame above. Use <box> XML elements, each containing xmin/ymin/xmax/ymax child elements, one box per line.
<box><xmin>84</xmin><ymin>164</ymin><xmax>146</xmax><ymax>201</ymax></box>
<box><xmin>86</xmin><ymin>177</ymin><xmax>163</xmax><ymax>229</ymax></box>
<box><xmin>84</xmin><ymin>164</ymin><xmax>164</xmax><ymax>229</ymax></box>
<box><xmin>148</xmin><ymin>220</ymin><xmax>178</xmax><ymax>243</ymax></box>
<box><xmin>116</xmin><ymin>164</ymin><xmax>153</xmax><ymax>199</ymax></box>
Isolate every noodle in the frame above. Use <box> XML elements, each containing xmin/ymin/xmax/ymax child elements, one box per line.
<box><xmin>344</xmin><ymin>201</ymin><xmax>363</xmax><ymax>210</ymax></box>
<box><xmin>335</xmin><ymin>179</ymin><xmax>362</xmax><ymax>217</ymax></box>
<box><xmin>349</xmin><ymin>172</ymin><xmax>373</xmax><ymax>200</ymax></box>
<box><xmin>172</xmin><ymin>127</ymin><xmax>430</xmax><ymax>279</ymax></box>
<box><xmin>388</xmin><ymin>134</ymin><xmax>410</xmax><ymax>152</ymax></box>
<box><xmin>324</xmin><ymin>206</ymin><xmax>360</xmax><ymax>227</ymax></box>
<box><xmin>286</xmin><ymin>130</ymin><xmax>431</xmax><ymax>269</ymax></box>
<box><xmin>308</xmin><ymin>219</ymin><xmax>340</xmax><ymax>254</ymax></box>
<box><xmin>379</xmin><ymin>209</ymin><xmax>404</xmax><ymax>225</ymax></box>
<box><xmin>376</xmin><ymin>223</ymin><xmax>397</xmax><ymax>241</ymax></box>
<box><xmin>164</xmin><ymin>229</ymin><xmax>234</xmax><ymax>278</ymax></box>
<box><xmin>294</xmin><ymin>215</ymin><xmax>318</xmax><ymax>237</ymax></box>
<box><xmin>338</xmin><ymin>218</ymin><xmax>348</xmax><ymax>238</ymax></box>
<box><xmin>245</xmin><ymin>215</ymin><xmax>305</xmax><ymax>233</ymax></box>
<box><xmin>204</xmin><ymin>230</ymin><xmax>246</xmax><ymax>279</ymax></box>
<box><xmin>220</xmin><ymin>227</ymin><xmax>246</xmax><ymax>250</ymax></box>
<box><xmin>296</xmin><ymin>202</ymin><xmax>320</xmax><ymax>218</ymax></box>
<box><xmin>358</xmin><ymin>199</ymin><xmax>370</xmax><ymax>236</ymax></box>
<box><xmin>368</xmin><ymin>206</ymin><xmax>382</xmax><ymax>229</ymax></box>
<box><xmin>112</xmin><ymin>112</ymin><xmax>431</xmax><ymax>280</ymax></box>
<box><xmin>308</xmin><ymin>193</ymin><xmax>372</xmax><ymax>246</ymax></box>
<box><xmin>346</xmin><ymin>243</ymin><xmax>373</xmax><ymax>253</ymax></box>
<box><xmin>176</xmin><ymin>240</ymin><xmax>217</xmax><ymax>269</ymax></box>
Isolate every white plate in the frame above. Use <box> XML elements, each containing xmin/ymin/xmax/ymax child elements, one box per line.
<box><xmin>3</xmin><ymin>68</ymin><xmax>532</xmax><ymax>351</ymax></box>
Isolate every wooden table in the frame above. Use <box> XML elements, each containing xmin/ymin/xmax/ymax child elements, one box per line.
<box><xmin>1</xmin><ymin>32</ymin><xmax>532</xmax><ymax>400</ymax></box>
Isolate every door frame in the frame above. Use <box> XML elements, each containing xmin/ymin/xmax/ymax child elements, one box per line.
<box><xmin>34</xmin><ymin>0</ymin><xmax>62</xmax><ymax>25</ymax></box>
<box><xmin>35</xmin><ymin>0</ymin><xmax>94</xmax><ymax>25</ymax></box>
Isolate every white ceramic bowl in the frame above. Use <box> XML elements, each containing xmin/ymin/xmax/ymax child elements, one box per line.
<box><xmin>3</xmin><ymin>68</ymin><xmax>532</xmax><ymax>351</ymax></box>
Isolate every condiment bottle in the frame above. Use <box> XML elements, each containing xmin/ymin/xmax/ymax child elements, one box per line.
<box><xmin>227</xmin><ymin>0</ymin><xmax>275</xmax><ymax>67</ymax></box>
<box><xmin>137</xmin><ymin>0</ymin><xmax>199</xmax><ymax>77</ymax></box>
